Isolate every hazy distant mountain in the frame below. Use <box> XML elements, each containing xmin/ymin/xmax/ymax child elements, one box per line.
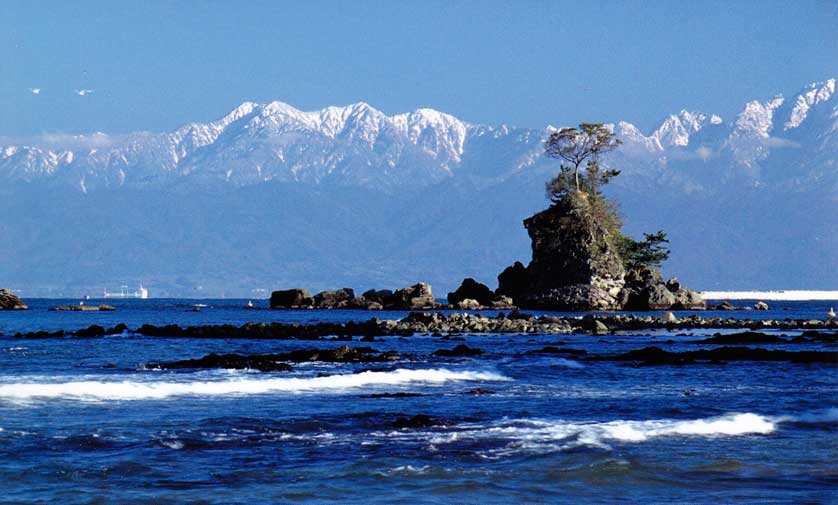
<box><xmin>1</xmin><ymin>79</ymin><xmax>835</xmax><ymax>297</ymax></box>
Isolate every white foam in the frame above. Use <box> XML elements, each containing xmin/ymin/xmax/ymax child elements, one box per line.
<box><xmin>553</xmin><ymin>358</ymin><xmax>584</xmax><ymax>369</ymax></box>
<box><xmin>402</xmin><ymin>412</ymin><xmax>781</xmax><ymax>456</ymax></box>
<box><xmin>0</xmin><ymin>368</ymin><xmax>507</xmax><ymax>403</ymax></box>
<box><xmin>699</xmin><ymin>290</ymin><xmax>838</xmax><ymax>301</ymax></box>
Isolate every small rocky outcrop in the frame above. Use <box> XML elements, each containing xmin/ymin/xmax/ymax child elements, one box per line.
<box><xmin>50</xmin><ymin>304</ymin><xmax>116</xmax><ymax>312</ymax></box>
<box><xmin>312</xmin><ymin>288</ymin><xmax>368</xmax><ymax>309</ymax></box>
<box><xmin>448</xmin><ymin>278</ymin><xmax>516</xmax><ymax>310</ymax></box>
<box><xmin>619</xmin><ymin>268</ymin><xmax>705</xmax><ymax>310</ymax></box>
<box><xmin>591</xmin><ymin>346</ymin><xmax>838</xmax><ymax>366</ymax></box>
<box><xmin>362</xmin><ymin>289</ymin><xmax>393</xmax><ymax>308</ymax></box>
<box><xmin>385</xmin><ymin>283</ymin><xmax>437</xmax><ymax>310</ymax></box>
<box><xmin>432</xmin><ymin>344</ymin><xmax>483</xmax><ymax>357</ymax></box>
<box><xmin>270</xmin><ymin>288</ymin><xmax>313</xmax><ymax>309</ymax></box>
<box><xmin>392</xmin><ymin>414</ymin><xmax>437</xmax><ymax>428</ymax></box>
<box><xmin>448</xmin><ymin>278</ymin><xmax>495</xmax><ymax>306</ymax></box>
<box><xmin>0</xmin><ymin>289</ymin><xmax>28</xmax><ymax>310</ymax></box>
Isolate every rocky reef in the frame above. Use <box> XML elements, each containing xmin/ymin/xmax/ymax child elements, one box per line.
<box><xmin>0</xmin><ymin>289</ymin><xmax>28</xmax><ymax>310</ymax></box>
<box><xmin>270</xmin><ymin>283</ymin><xmax>440</xmax><ymax>311</ymax></box>
<box><xmin>496</xmin><ymin>193</ymin><xmax>704</xmax><ymax>311</ymax></box>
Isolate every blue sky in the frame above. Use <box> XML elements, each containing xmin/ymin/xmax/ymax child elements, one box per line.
<box><xmin>1</xmin><ymin>0</ymin><xmax>836</xmax><ymax>136</ymax></box>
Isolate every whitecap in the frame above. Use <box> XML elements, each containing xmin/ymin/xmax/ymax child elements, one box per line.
<box><xmin>391</xmin><ymin>412</ymin><xmax>784</xmax><ymax>458</ymax></box>
<box><xmin>0</xmin><ymin>368</ymin><xmax>508</xmax><ymax>403</ymax></box>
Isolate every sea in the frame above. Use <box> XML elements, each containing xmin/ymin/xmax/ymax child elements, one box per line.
<box><xmin>0</xmin><ymin>298</ymin><xmax>835</xmax><ymax>504</ymax></box>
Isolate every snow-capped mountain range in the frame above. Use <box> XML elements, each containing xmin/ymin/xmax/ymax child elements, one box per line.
<box><xmin>1</xmin><ymin>79</ymin><xmax>835</xmax><ymax>296</ymax></box>
<box><xmin>2</xmin><ymin>79</ymin><xmax>835</xmax><ymax>193</ymax></box>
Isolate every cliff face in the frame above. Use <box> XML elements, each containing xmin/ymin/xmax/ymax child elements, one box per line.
<box><xmin>497</xmin><ymin>192</ymin><xmax>703</xmax><ymax>311</ymax></box>
<box><xmin>520</xmin><ymin>195</ymin><xmax>625</xmax><ymax>309</ymax></box>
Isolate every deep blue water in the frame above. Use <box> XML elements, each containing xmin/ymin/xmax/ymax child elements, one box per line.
<box><xmin>1</xmin><ymin>299</ymin><xmax>836</xmax><ymax>504</ymax></box>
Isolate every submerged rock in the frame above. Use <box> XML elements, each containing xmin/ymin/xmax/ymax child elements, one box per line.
<box><xmin>50</xmin><ymin>304</ymin><xmax>116</xmax><ymax>312</ymax></box>
<box><xmin>150</xmin><ymin>345</ymin><xmax>400</xmax><ymax>371</ymax></box>
<box><xmin>392</xmin><ymin>414</ymin><xmax>437</xmax><ymax>429</ymax></box>
<box><xmin>151</xmin><ymin>353</ymin><xmax>295</xmax><ymax>372</ymax></box>
<box><xmin>592</xmin><ymin>346</ymin><xmax>838</xmax><ymax>366</ymax></box>
<box><xmin>0</xmin><ymin>289</ymin><xmax>27</xmax><ymax>310</ymax></box>
<box><xmin>696</xmin><ymin>331</ymin><xmax>787</xmax><ymax>345</ymax></box>
<box><xmin>432</xmin><ymin>344</ymin><xmax>483</xmax><ymax>357</ymax></box>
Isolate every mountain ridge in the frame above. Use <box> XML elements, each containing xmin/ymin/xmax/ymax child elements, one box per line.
<box><xmin>1</xmin><ymin>78</ymin><xmax>835</xmax><ymax>296</ymax></box>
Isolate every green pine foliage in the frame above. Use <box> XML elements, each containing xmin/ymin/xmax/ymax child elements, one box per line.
<box><xmin>543</xmin><ymin>123</ymin><xmax>670</xmax><ymax>269</ymax></box>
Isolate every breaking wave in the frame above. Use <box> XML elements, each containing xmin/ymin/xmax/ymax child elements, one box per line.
<box><xmin>0</xmin><ymin>368</ymin><xmax>508</xmax><ymax>402</ymax></box>
<box><xmin>374</xmin><ymin>411</ymin><xmax>809</xmax><ymax>457</ymax></box>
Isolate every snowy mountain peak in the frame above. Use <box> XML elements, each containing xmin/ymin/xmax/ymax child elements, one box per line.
<box><xmin>650</xmin><ymin>110</ymin><xmax>724</xmax><ymax>147</ymax></box>
<box><xmin>784</xmin><ymin>78</ymin><xmax>836</xmax><ymax>130</ymax></box>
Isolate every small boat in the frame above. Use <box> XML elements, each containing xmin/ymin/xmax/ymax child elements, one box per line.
<box><xmin>192</xmin><ymin>304</ymin><xmax>208</xmax><ymax>312</ymax></box>
<box><xmin>245</xmin><ymin>300</ymin><xmax>254</xmax><ymax>309</ymax></box>
<box><xmin>829</xmin><ymin>307</ymin><xmax>836</xmax><ymax>318</ymax></box>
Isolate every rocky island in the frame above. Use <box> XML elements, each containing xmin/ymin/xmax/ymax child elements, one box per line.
<box><xmin>268</xmin><ymin>123</ymin><xmax>704</xmax><ymax>312</ymax></box>
<box><xmin>0</xmin><ymin>289</ymin><xmax>28</xmax><ymax>310</ymax></box>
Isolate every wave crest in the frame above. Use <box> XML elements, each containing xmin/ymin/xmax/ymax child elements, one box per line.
<box><xmin>0</xmin><ymin>368</ymin><xmax>508</xmax><ymax>403</ymax></box>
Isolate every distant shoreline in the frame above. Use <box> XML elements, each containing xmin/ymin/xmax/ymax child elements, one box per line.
<box><xmin>700</xmin><ymin>291</ymin><xmax>838</xmax><ymax>301</ymax></box>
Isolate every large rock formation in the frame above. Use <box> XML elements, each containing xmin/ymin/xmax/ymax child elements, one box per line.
<box><xmin>386</xmin><ymin>283</ymin><xmax>437</xmax><ymax>310</ymax></box>
<box><xmin>496</xmin><ymin>193</ymin><xmax>703</xmax><ymax>311</ymax></box>
<box><xmin>270</xmin><ymin>288</ymin><xmax>313</xmax><ymax>309</ymax></box>
<box><xmin>0</xmin><ymin>289</ymin><xmax>27</xmax><ymax>310</ymax></box>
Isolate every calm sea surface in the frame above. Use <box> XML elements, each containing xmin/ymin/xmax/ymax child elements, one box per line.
<box><xmin>1</xmin><ymin>299</ymin><xmax>836</xmax><ymax>504</ymax></box>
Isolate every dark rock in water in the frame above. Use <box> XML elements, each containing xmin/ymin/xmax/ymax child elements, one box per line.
<box><xmin>75</xmin><ymin>325</ymin><xmax>106</xmax><ymax>338</ymax></box>
<box><xmin>754</xmin><ymin>301</ymin><xmax>769</xmax><ymax>310</ymax></box>
<box><xmin>15</xmin><ymin>329</ymin><xmax>65</xmax><ymax>339</ymax></box>
<box><xmin>50</xmin><ymin>304</ymin><xmax>116</xmax><ymax>312</ymax></box>
<box><xmin>313</xmin><ymin>288</ymin><xmax>357</xmax><ymax>308</ymax></box>
<box><xmin>270</xmin><ymin>345</ymin><xmax>401</xmax><ymax>363</ymax></box>
<box><xmin>0</xmin><ymin>289</ymin><xmax>28</xmax><ymax>310</ymax></box>
<box><xmin>496</xmin><ymin>261</ymin><xmax>529</xmax><ymax>302</ymax></box>
<box><xmin>270</xmin><ymin>288</ymin><xmax>313</xmax><ymax>309</ymax></box>
<box><xmin>392</xmin><ymin>414</ymin><xmax>437</xmax><ymax>428</ymax></box>
<box><xmin>464</xmin><ymin>388</ymin><xmax>495</xmax><ymax>395</ymax></box>
<box><xmin>151</xmin><ymin>353</ymin><xmax>295</xmax><ymax>372</ymax></box>
<box><xmin>150</xmin><ymin>345</ymin><xmax>400</xmax><ymax>371</ymax></box>
<box><xmin>528</xmin><ymin>346</ymin><xmax>587</xmax><ymax>356</ymax></box>
<box><xmin>432</xmin><ymin>344</ymin><xmax>483</xmax><ymax>357</ymax></box>
<box><xmin>360</xmin><ymin>392</ymin><xmax>425</xmax><ymax>398</ymax></box>
<box><xmin>448</xmin><ymin>278</ymin><xmax>495</xmax><ymax>306</ymax></box>
<box><xmin>386</xmin><ymin>283</ymin><xmax>436</xmax><ymax>310</ymax></box>
<box><xmin>592</xmin><ymin>346</ymin><xmax>838</xmax><ymax>366</ymax></box>
<box><xmin>362</xmin><ymin>289</ymin><xmax>393</xmax><ymax>305</ymax></box>
<box><xmin>717</xmin><ymin>301</ymin><xmax>737</xmax><ymax>311</ymax></box>
<box><xmin>696</xmin><ymin>331</ymin><xmax>787</xmax><ymax>345</ymax></box>
<box><xmin>106</xmin><ymin>323</ymin><xmax>129</xmax><ymax>335</ymax></box>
